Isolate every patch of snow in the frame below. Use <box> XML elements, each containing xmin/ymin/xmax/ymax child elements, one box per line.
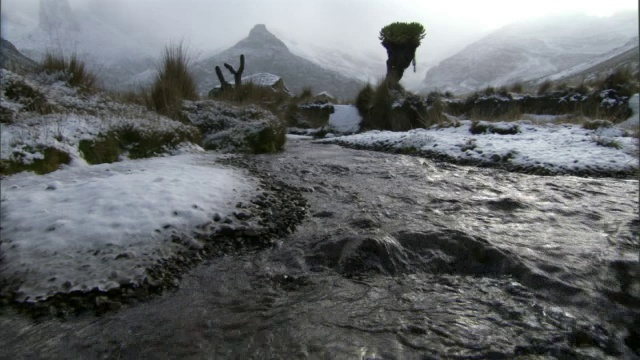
<box><xmin>0</xmin><ymin>154</ymin><xmax>258</xmax><ymax>302</ymax></box>
<box><xmin>315</xmin><ymin>91</ymin><xmax>335</xmax><ymax>99</ymax></box>
<box><xmin>521</xmin><ymin>114</ymin><xmax>571</xmax><ymax>124</ymax></box>
<box><xmin>320</xmin><ymin>120</ymin><xmax>638</xmax><ymax>175</ymax></box>
<box><xmin>286</xmin><ymin>134</ymin><xmax>313</xmax><ymax>140</ymax></box>
<box><xmin>243</xmin><ymin>73</ymin><xmax>281</xmax><ymax>87</ymax></box>
<box><xmin>616</xmin><ymin>93</ymin><xmax>640</xmax><ymax>130</ymax></box>
<box><xmin>328</xmin><ymin>105</ymin><xmax>361</xmax><ymax>134</ymax></box>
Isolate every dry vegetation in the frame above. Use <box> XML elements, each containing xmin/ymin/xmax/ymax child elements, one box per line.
<box><xmin>41</xmin><ymin>52</ymin><xmax>97</xmax><ymax>90</ymax></box>
<box><xmin>149</xmin><ymin>42</ymin><xmax>198</xmax><ymax>120</ymax></box>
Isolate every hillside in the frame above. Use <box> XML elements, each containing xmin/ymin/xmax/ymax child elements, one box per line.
<box><xmin>529</xmin><ymin>38</ymin><xmax>639</xmax><ymax>86</ymax></box>
<box><xmin>3</xmin><ymin>0</ymin><xmax>157</xmax><ymax>92</ymax></box>
<box><xmin>0</xmin><ymin>38</ymin><xmax>39</xmax><ymax>74</ymax></box>
<box><xmin>192</xmin><ymin>25</ymin><xmax>364</xmax><ymax>100</ymax></box>
<box><xmin>423</xmin><ymin>12</ymin><xmax>639</xmax><ymax>94</ymax></box>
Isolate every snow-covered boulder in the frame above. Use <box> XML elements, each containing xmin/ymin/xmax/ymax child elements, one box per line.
<box><xmin>183</xmin><ymin>100</ymin><xmax>286</xmax><ymax>153</ymax></box>
<box><xmin>208</xmin><ymin>72</ymin><xmax>293</xmax><ymax>97</ymax></box>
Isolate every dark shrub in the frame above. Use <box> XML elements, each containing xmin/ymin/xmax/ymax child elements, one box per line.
<box><xmin>355</xmin><ymin>84</ymin><xmax>374</xmax><ymax>117</ymax></box>
<box><xmin>4</xmin><ymin>80</ymin><xmax>51</xmax><ymax>114</ymax></box>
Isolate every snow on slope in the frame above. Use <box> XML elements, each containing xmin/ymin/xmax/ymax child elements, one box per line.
<box><xmin>3</xmin><ymin>0</ymin><xmax>157</xmax><ymax>91</ymax></box>
<box><xmin>541</xmin><ymin>38</ymin><xmax>639</xmax><ymax>83</ymax></box>
<box><xmin>423</xmin><ymin>12</ymin><xmax>639</xmax><ymax>94</ymax></box>
<box><xmin>0</xmin><ymin>154</ymin><xmax>257</xmax><ymax>302</ymax></box>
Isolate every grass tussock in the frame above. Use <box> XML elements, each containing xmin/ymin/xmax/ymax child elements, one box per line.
<box><xmin>296</xmin><ymin>87</ymin><xmax>313</xmax><ymax>101</ymax></box>
<box><xmin>582</xmin><ymin>119</ymin><xmax>613</xmax><ymax>130</ymax></box>
<box><xmin>537</xmin><ymin>80</ymin><xmax>553</xmax><ymax>95</ymax></box>
<box><xmin>0</xmin><ymin>147</ymin><xmax>70</xmax><ymax>175</ymax></box>
<box><xmin>591</xmin><ymin>134</ymin><xmax>622</xmax><ymax>149</ymax></box>
<box><xmin>150</xmin><ymin>42</ymin><xmax>198</xmax><ymax>120</ymax></box>
<box><xmin>509</xmin><ymin>82</ymin><xmax>523</xmax><ymax>93</ymax></box>
<box><xmin>42</xmin><ymin>52</ymin><xmax>97</xmax><ymax>90</ymax></box>
<box><xmin>591</xmin><ymin>66</ymin><xmax>639</xmax><ymax>97</ymax></box>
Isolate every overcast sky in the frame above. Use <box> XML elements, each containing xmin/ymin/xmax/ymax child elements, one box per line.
<box><xmin>2</xmin><ymin>0</ymin><xmax>638</xmax><ymax>68</ymax></box>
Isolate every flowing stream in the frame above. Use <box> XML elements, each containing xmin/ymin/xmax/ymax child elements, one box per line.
<box><xmin>1</xmin><ymin>138</ymin><xmax>638</xmax><ymax>359</ymax></box>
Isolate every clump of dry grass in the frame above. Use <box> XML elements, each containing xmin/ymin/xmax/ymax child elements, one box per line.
<box><xmin>41</xmin><ymin>52</ymin><xmax>97</xmax><ymax>90</ymax></box>
<box><xmin>150</xmin><ymin>42</ymin><xmax>198</xmax><ymax>120</ymax></box>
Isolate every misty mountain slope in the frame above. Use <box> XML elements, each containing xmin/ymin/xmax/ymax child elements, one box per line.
<box><xmin>192</xmin><ymin>24</ymin><xmax>364</xmax><ymax>100</ymax></box>
<box><xmin>4</xmin><ymin>0</ymin><xmax>157</xmax><ymax>91</ymax></box>
<box><xmin>0</xmin><ymin>38</ymin><xmax>39</xmax><ymax>74</ymax></box>
<box><xmin>532</xmin><ymin>37</ymin><xmax>639</xmax><ymax>85</ymax></box>
<box><xmin>423</xmin><ymin>12</ymin><xmax>639</xmax><ymax>94</ymax></box>
<box><xmin>284</xmin><ymin>40</ymin><xmax>386</xmax><ymax>84</ymax></box>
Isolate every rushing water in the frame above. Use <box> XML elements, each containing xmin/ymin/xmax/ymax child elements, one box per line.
<box><xmin>1</xmin><ymin>138</ymin><xmax>638</xmax><ymax>358</ymax></box>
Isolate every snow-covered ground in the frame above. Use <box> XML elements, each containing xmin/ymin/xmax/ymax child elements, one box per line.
<box><xmin>0</xmin><ymin>154</ymin><xmax>257</xmax><ymax>302</ymax></box>
<box><xmin>1</xmin><ymin>62</ymin><xmax>637</xmax><ymax>306</ymax></box>
<box><xmin>0</xmin><ymin>69</ymin><xmax>262</xmax><ymax>303</ymax></box>
<box><xmin>0</xmin><ymin>69</ymin><xmax>200</xmax><ymax>165</ymax></box>
<box><xmin>319</xmin><ymin>114</ymin><xmax>638</xmax><ymax>176</ymax></box>
<box><xmin>301</xmin><ymin>96</ymin><xmax>640</xmax><ymax>176</ymax></box>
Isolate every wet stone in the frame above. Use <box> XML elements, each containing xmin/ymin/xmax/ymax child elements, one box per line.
<box><xmin>312</xmin><ymin>210</ymin><xmax>334</xmax><ymax>218</ymax></box>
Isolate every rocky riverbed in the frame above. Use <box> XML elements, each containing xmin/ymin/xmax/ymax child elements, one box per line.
<box><xmin>1</xmin><ymin>137</ymin><xmax>638</xmax><ymax>358</ymax></box>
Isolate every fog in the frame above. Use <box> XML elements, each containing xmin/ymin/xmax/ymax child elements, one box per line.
<box><xmin>1</xmin><ymin>0</ymin><xmax>638</xmax><ymax>88</ymax></box>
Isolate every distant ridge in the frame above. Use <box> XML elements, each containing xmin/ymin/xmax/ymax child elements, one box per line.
<box><xmin>422</xmin><ymin>12</ymin><xmax>639</xmax><ymax>94</ymax></box>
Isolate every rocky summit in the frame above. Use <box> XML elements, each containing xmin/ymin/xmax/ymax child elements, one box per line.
<box><xmin>192</xmin><ymin>24</ymin><xmax>364</xmax><ymax>100</ymax></box>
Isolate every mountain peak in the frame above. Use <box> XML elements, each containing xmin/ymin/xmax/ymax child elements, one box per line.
<box><xmin>235</xmin><ymin>24</ymin><xmax>289</xmax><ymax>52</ymax></box>
<box><xmin>249</xmin><ymin>24</ymin><xmax>269</xmax><ymax>37</ymax></box>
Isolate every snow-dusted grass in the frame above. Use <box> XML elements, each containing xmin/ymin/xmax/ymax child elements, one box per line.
<box><xmin>1</xmin><ymin>113</ymin><xmax>199</xmax><ymax>167</ymax></box>
<box><xmin>319</xmin><ymin>120</ymin><xmax>638</xmax><ymax>176</ymax></box>
<box><xmin>1</xmin><ymin>69</ymin><xmax>201</xmax><ymax>173</ymax></box>
<box><xmin>0</xmin><ymin>154</ymin><xmax>258</xmax><ymax>302</ymax></box>
<box><xmin>183</xmin><ymin>100</ymin><xmax>286</xmax><ymax>154</ymax></box>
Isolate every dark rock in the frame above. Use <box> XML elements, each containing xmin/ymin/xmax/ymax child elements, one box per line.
<box><xmin>312</xmin><ymin>210</ymin><xmax>334</xmax><ymax>218</ymax></box>
<box><xmin>234</xmin><ymin>211</ymin><xmax>252</xmax><ymax>220</ymax></box>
